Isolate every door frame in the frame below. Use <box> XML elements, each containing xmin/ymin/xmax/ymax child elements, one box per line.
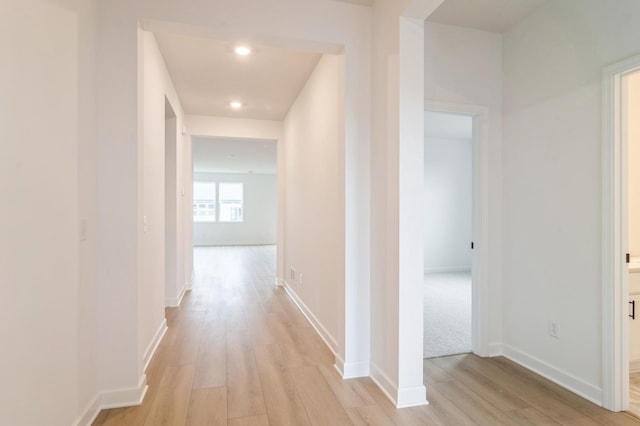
<box><xmin>424</xmin><ymin>100</ymin><xmax>490</xmax><ymax>356</ymax></box>
<box><xmin>602</xmin><ymin>53</ymin><xmax>640</xmax><ymax>411</ymax></box>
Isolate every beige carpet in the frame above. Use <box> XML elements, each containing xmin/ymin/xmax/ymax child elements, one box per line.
<box><xmin>423</xmin><ymin>271</ymin><xmax>472</xmax><ymax>358</ymax></box>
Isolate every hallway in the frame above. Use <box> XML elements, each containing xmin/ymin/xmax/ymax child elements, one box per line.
<box><xmin>93</xmin><ymin>246</ymin><xmax>640</xmax><ymax>425</ymax></box>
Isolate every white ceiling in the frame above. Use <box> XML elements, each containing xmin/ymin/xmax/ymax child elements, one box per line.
<box><xmin>154</xmin><ymin>32</ymin><xmax>322</xmax><ymax>121</ymax></box>
<box><xmin>425</xmin><ymin>111</ymin><xmax>473</xmax><ymax>139</ymax></box>
<box><xmin>427</xmin><ymin>0</ymin><xmax>549</xmax><ymax>33</ymax></box>
<box><xmin>192</xmin><ymin>136</ymin><xmax>277</xmax><ymax>175</ymax></box>
<box><xmin>162</xmin><ymin>0</ymin><xmax>543</xmax><ymax>174</ymax></box>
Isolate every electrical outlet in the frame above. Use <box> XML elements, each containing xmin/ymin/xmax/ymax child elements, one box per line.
<box><xmin>299</xmin><ymin>272</ymin><xmax>303</xmax><ymax>285</ymax></box>
<box><xmin>549</xmin><ymin>320</ymin><xmax>560</xmax><ymax>339</ymax></box>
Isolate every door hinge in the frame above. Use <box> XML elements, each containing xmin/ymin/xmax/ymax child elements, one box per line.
<box><xmin>627</xmin><ymin>253</ymin><xmax>631</xmax><ymax>264</ymax></box>
<box><xmin>471</xmin><ymin>242</ymin><xmax>474</xmax><ymax>249</ymax></box>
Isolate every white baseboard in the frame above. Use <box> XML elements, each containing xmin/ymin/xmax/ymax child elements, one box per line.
<box><xmin>501</xmin><ymin>344</ymin><xmax>602</xmax><ymax>406</ymax></box>
<box><xmin>370</xmin><ymin>362</ymin><xmax>428</xmax><ymax>408</ymax></box>
<box><xmin>165</xmin><ymin>285</ymin><xmax>186</xmax><ymax>307</ymax></box>
<box><xmin>275</xmin><ymin>277</ymin><xmax>284</xmax><ymax>287</ymax></box>
<box><xmin>424</xmin><ymin>266</ymin><xmax>471</xmax><ymax>274</ymax></box>
<box><xmin>397</xmin><ymin>384</ymin><xmax>428</xmax><ymax>408</ymax></box>
<box><xmin>73</xmin><ymin>394</ymin><xmax>101</xmax><ymax>426</ymax></box>
<box><xmin>282</xmin><ymin>281</ymin><xmax>338</xmax><ymax>354</ymax></box>
<box><xmin>334</xmin><ymin>354</ymin><xmax>369</xmax><ymax>379</ymax></box>
<box><xmin>74</xmin><ymin>320</ymin><xmax>167</xmax><ymax>425</ymax></box>
<box><xmin>100</xmin><ymin>374</ymin><xmax>148</xmax><ymax>410</ymax></box>
<box><xmin>143</xmin><ymin>319</ymin><xmax>168</xmax><ymax>372</ymax></box>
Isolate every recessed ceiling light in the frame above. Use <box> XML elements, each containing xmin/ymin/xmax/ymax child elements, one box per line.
<box><xmin>230</xmin><ymin>101</ymin><xmax>242</xmax><ymax>109</ymax></box>
<box><xmin>235</xmin><ymin>46</ymin><xmax>251</xmax><ymax>56</ymax></box>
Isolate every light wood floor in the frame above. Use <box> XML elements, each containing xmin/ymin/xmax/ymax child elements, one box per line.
<box><xmin>93</xmin><ymin>245</ymin><xmax>640</xmax><ymax>425</ymax></box>
<box><xmin>629</xmin><ymin>372</ymin><xmax>640</xmax><ymax>419</ymax></box>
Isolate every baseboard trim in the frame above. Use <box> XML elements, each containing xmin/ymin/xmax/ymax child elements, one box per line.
<box><xmin>501</xmin><ymin>344</ymin><xmax>602</xmax><ymax>406</ymax></box>
<box><xmin>370</xmin><ymin>362</ymin><xmax>427</xmax><ymax>408</ymax></box>
<box><xmin>74</xmin><ymin>383</ymin><xmax>147</xmax><ymax>426</ymax></box>
<box><xmin>165</xmin><ymin>285</ymin><xmax>186</xmax><ymax>307</ymax></box>
<box><xmin>335</xmin><ymin>354</ymin><xmax>369</xmax><ymax>379</ymax></box>
<box><xmin>99</xmin><ymin>374</ymin><xmax>148</xmax><ymax>410</ymax></box>
<box><xmin>397</xmin><ymin>384</ymin><xmax>428</xmax><ymax>408</ymax></box>
<box><xmin>275</xmin><ymin>277</ymin><xmax>284</xmax><ymax>287</ymax></box>
<box><xmin>143</xmin><ymin>319</ymin><xmax>168</xmax><ymax>372</ymax></box>
<box><xmin>282</xmin><ymin>281</ymin><xmax>338</xmax><ymax>355</ymax></box>
<box><xmin>424</xmin><ymin>266</ymin><xmax>471</xmax><ymax>274</ymax></box>
<box><xmin>73</xmin><ymin>394</ymin><xmax>101</xmax><ymax>426</ymax></box>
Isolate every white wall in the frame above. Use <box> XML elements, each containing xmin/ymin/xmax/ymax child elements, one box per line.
<box><xmin>502</xmin><ymin>0</ymin><xmax>640</xmax><ymax>403</ymax></box>
<box><xmin>193</xmin><ymin>173</ymin><xmax>277</xmax><ymax>246</ymax></box>
<box><xmin>424</xmin><ymin>133</ymin><xmax>472</xmax><ymax>272</ymax></box>
<box><xmin>371</xmin><ymin>0</ymin><xmax>456</xmax><ymax>407</ymax></box>
<box><xmin>140</xmin><ymin>30</ymin><xmax>188</xmax><ymax>368</ymax></box>
<box><xmin>0</xmin><ymin>0</ymin><xmax>99</xmax><ymax>425</ymax></box>
<box><xmin>628</xmin><ymin>71</ymin><xmax>640</xmax><ymax>257</ymax></box>
<box><xmin>282</xmin><ymin>53</ymin><xmax>345</xmax><ymax>360</ymax></box>
<box><xmin>370</xmin><ymin>0</ymin><xmax>444</xmax><ymax>407</ymax></box>
<box><xmin>95</xmin><ymin>24</ymin><xmax>190</xmax><ymax>411</ymax></box>
<box><xmin>423</xmin><ymin>22</ymin><xmax>503</xmax><ymax>350</ymax></box>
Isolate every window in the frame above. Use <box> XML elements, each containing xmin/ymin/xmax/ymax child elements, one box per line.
<box><xmin>219</xmin><ymin>183</ymin><xmax>243</xmax><ymax>222</ymax></box>
<box><xmin>193</xmin><ymin>182</ymin><xmax>216</xmax><ymax>222</ymax></box>
<box><xmin>193</xmin><ymin>181</ymin><xmax>243</xmax><ymax>223</ymax></box>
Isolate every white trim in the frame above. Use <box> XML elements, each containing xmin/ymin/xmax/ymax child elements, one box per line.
<box><xmin>424</xmin><ymin>100</ymin><xmax>491</xmax><ymax>357</ymax></box>
<box><xmin>185</xmin><ymin>277</ymin><xmax>193</xmax><ymax>291</ymax></box>
<box><xmin>334</xmin><ymin>354</ymin><xmax>369</xmax><ymax>378</ymax></box>
<box><xmin>165</xmin><ymin>285</ymin><xmax>186</xmax><ymax>307</ymax></box>
<box><xmin>74</xmin><ymin>319</ymin><xmax>167</xmax><ymax>424</ymax></box>
<box><xmin>602</xmin><ymin>53</ymin><xmax>640</xmax><ymax>411</ymax></box>
<box><xmin>99</xmin><ymin>374</ymin><xmax>148</xmax><ymax>410</ymax></box>
<box><xmin>397</xmin><ymin>385</ymin><xmax>429</xmax><ymax>409</ymax></box>
<box><xmin>73</xmin><ymin>394</ymin><xmax>101</xmax><ymax>426</ymax></box>
<box><xmin>502</xmin><ymin>344</ymin><xmax>602</xmax><ymax>406</ymax></box>
<box><xmin>424</xmin><ymin>266</ymin><xmax>471</xmax><ymax>274</ymax></box>
<box><xmin>282</xmin><ymin>280</ymin><xmax>339</xmax><ymax>354</ymax></box>
<box><xmin>370</xmin><ymin>362</ymin><xmax>429</xmax><ymax>408</ymax></box>
<box><xmin>275</xmin><ymin>277</ymin><xmax>284</xmax><ymax>287</ymax></box>
<box><xmin>143</xmin><ymin>319</ymin><xmax>168</xmax><ymax>372</ymax></box>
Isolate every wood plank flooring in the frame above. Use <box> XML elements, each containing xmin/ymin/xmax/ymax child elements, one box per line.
<box><xmin>93</xmin><ymin>245</ymin><xmax>640</xmax><ymax>425</ymax></box>
<box><xmin>630</xmin><ymin>372</ymin><xmax>640</xmax><ymax>420</ymax></box>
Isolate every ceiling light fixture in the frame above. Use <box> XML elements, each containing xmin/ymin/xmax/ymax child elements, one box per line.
<box><xmin>230</xmin><ymin>101</ymin><xmax>242</xmax><ymax>109</ymax></box>
<box><xmin>235</xmin><ymin>46</ymin><xmax>251</xmax><ymax>56</ymax></box>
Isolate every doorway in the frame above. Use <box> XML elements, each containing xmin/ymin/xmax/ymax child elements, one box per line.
<box><xmin>190</xmin><ymin>136</ymin><xmax>277</xmax><ymax>248</ymax></box>
<box><xmin>626</xmin><ymin>69</ymin><xmax>640</xmax><ymax>418</ymax></box>
<box><xmin>602</xmin><ymin>52</ymin><xmax>640</xmax><ymax>412</ymax></box>
<box><xmin>165</xmin><ymin>97</ymin><xmax>184</xmax><ymax>307</ymax></box>
<box><xmin>423</xmin><ymin>102</ymin><xmax>489</xmax><ymax>360</ymax></box>
<box><xmin>423</xmin><ymin>110</ymin><xmax>473</xmax><ymax>358</ymax></box>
